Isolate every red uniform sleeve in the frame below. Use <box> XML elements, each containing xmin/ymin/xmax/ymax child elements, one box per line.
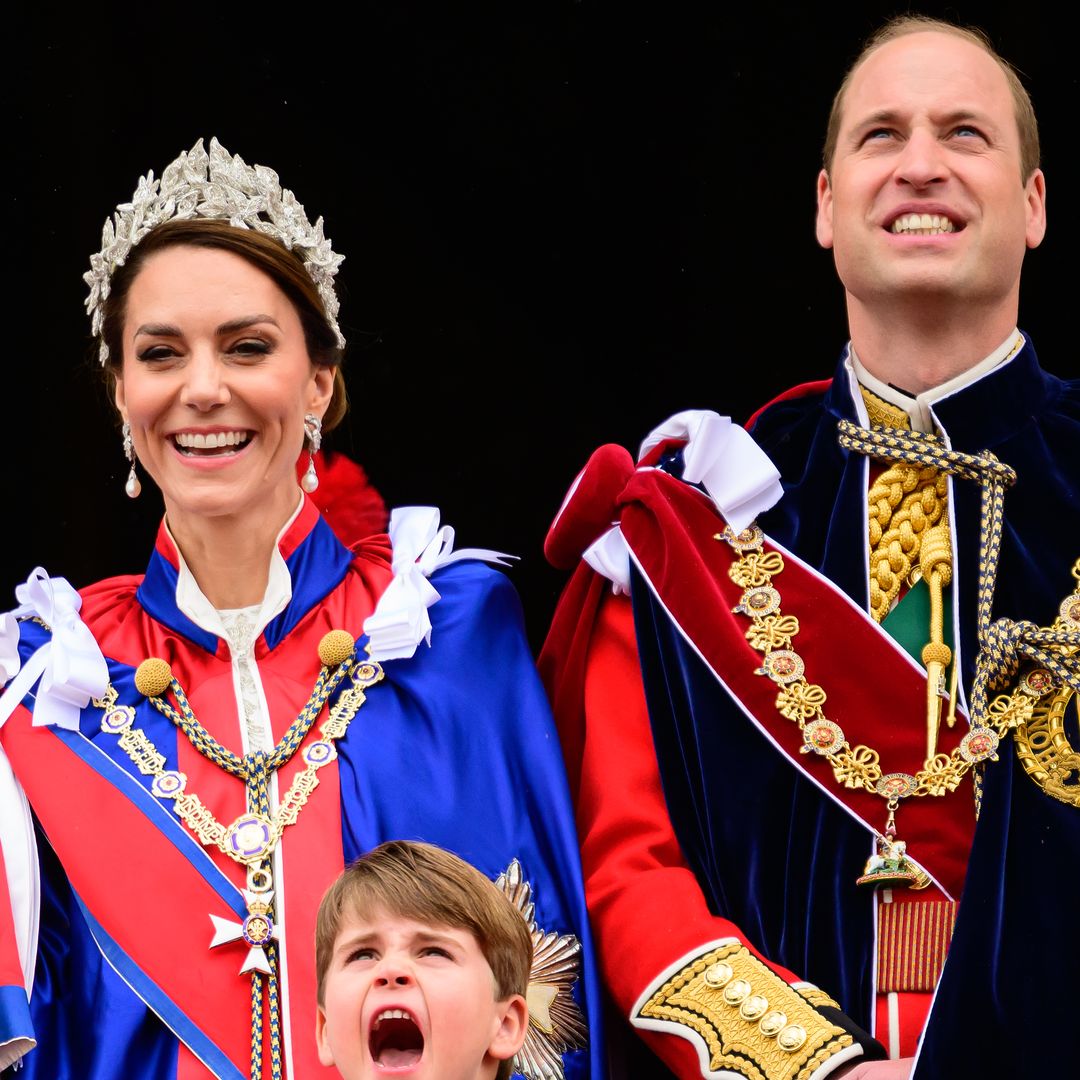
<box><xmin>577</xmin><ymin>592</ymin><xmax>823</xmax><ymax>1077</ymax></box>
<box><xmin>539</xmin><ymin>444</ymin><xmax>876</xmax><ymax>1078</ymax></box>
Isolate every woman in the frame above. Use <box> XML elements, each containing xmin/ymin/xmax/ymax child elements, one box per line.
<box><xmin>0</xmin><ymin>139</ymin><xmax>600</xmax><ymax>1080</ymax></box>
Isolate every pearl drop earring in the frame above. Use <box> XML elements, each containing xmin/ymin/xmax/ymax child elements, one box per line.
<box><xmin>301</xmin><ymin>413</ymin><xmax>322</xmax><ymax>493</ymax></box>
<box><xmin>122</xmin><ymin>421</ymin><xmax>142</xmax><ymax>499</ymax></box>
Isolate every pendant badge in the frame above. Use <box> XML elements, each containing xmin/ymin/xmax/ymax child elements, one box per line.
<box><xmin>209</xmin><ymin>868</ymin><xmax>280</xmax><ymax>975</ymax></box>
<box><xmin>856</xmin><ymin>833</ymin><xmax>930</xmax><ymax>889</ymax></box>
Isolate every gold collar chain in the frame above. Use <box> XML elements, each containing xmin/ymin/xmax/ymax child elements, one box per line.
<box><xmin>986</xmin><ymin>559</ymin><xmax>1080</xmax><ymax>809</ymax></box>
<box><xmin>94</xmin><ymin>637</ymin><xmax>382</xmax><ymax>872</ymax></box>
<box><xmin>91</xmin><ymin>629</ymin><xmax>383</xmax><ymax>1080</ymax></box>
<box><xmin>718</xmin><ymin>524</ymin><xmax>1009</xmax><ymax>889</ymax></box>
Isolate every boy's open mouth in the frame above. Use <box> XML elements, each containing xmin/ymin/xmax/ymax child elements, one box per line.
<box><xmin>370</xmin><ymin>1009</ymin><xmax>424</xmax><ymax>1069</ymax></box>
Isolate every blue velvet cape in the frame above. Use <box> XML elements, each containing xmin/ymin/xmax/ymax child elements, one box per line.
<box><xmin>635</xmin><ymin>339</ymin><xmax>1078</xmax><ymax>1077</ymax></box>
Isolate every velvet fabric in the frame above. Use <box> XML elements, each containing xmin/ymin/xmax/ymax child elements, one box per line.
<box><xmin>542</xmin><ymin>337</ymin><xmax>1077</xmax><ymax>1077</ymax></box>
<box><xmin>751</xmin><ymin>339</ymin><xmax>1079</xmax><ymax>695</ymax></box>
<box><xmin>632</xmin><ymin>566</ymin><xmax>881</xmax><ymax>1029</ymax></box>
<box><xmin>642</xmin><ymin>337</ymin><xmax>1078</xmax><ymax>1077</ymax></box>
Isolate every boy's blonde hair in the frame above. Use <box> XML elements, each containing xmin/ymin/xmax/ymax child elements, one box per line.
<box><xmin>316</xmin><ymin>840</ymin><xmax>533</xmax><ymax>1006</ymax></box>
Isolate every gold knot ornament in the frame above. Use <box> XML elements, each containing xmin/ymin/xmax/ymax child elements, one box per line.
<box><xmin>134</xmin><ymin>657</ymin><xmax>173</xmax><ymax>698</ymax></box>
<box><xmin>318</xmin><ymin>629</ymin><xmax>356</xmax><ymax>668</ymax></box>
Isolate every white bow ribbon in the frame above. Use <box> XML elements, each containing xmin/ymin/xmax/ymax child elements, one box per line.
<box><xmin>364</xmin><ymin>508</ymin><xmax>515</xmax><ymax>662</ymax></box>
<box><xmin>638</xmin><ymin>410</ymin><xmax>783</xmax><ymax>534</ymax></box>
<box><xmin>0</xmin><ymin>568</ymin><xmax>109</xmax><ymax>732</ymax></box>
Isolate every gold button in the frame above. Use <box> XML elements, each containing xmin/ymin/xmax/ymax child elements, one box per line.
<box><xmin>704</xmin><ymin>962</ymin><xmax>733</xmax><ymax>988</ymax></box>
<box><xmin>778</xmin><ymin>1024</ymin><xmax>807</xmax><ymax>1052</ymax></box>
<box><xmin>739</xmin><ymin>995</ymin><xmax>769</xmax><ymax>1021</ymax></box>
<box><xmin>759</xmin><ymin>1011</ymin><xmax>787</xmax><ymax>1037</ymax></box>
<box><xmin>722</xmin><ymin>979</ymin><xmax>751</xmax><ymax>1005</ymax></box>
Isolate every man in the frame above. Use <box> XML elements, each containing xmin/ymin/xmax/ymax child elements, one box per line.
<box><xmin>541</xmin><ymin>16</ymin><xmax>1078</xmax><ymax>1080</ymax></box>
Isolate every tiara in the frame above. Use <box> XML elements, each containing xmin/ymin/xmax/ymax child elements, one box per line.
<box><xmin>84</xmin><ymin>137</ymin><xmax>345</xmax><ymax>366</ymax></box>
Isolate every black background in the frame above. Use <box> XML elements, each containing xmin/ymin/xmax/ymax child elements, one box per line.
<box><xmin>9</xmin><ymin>4</ymin><xmax>1076</xmax><ymax>648</ymax></box>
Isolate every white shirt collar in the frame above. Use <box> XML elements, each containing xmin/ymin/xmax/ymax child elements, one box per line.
<box><xmin>167</xmin><ymin>494</ymin><xmax>303</xmax><ymax>648</ymax></box>
<box><xmin>848</xmin><ymin>330</ymin><xmax>1024</xmax><ymax>432</ymax></box>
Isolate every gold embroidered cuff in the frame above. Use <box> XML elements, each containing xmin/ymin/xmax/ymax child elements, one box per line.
<box><xmin>796</xmin><ymin>987</ymin><xmax>842</xmax><ymax>1011</ymax></box>
<box><xmin>632</xmin><ymin>942</ymin><xmax>854</xmax><ymax>1079</ymax></box>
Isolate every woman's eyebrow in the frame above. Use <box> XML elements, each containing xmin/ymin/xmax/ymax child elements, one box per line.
<box><xmin>133</xmin><ymin>322</ymin><xmax>182</xmax><ymax>338</ymax></box>
<box><xmin>217</xmin><ymin>314</ymin><xmax>280</xmax><ymax>334</ymax></box>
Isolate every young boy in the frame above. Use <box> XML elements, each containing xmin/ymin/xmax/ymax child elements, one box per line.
<box><xmin>315</xmin><ymin>841</ymin><xmax>532</xmax><ymax>1080</ymax></box>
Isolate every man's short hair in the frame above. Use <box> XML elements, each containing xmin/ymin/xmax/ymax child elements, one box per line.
<box><xmin>822</xmin><ymin>15</ymin><xmax>1040</xmax><ymax>181</ymax></box>
<box><xmin>315</xmin><ymin>840</ymin><xmax>533</xmax><ymax>1006</ymax></box>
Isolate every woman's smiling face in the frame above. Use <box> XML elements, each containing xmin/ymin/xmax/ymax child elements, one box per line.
<box><xmin>114</xmin><ymin>244</ymin><xmax>334</xmax><ymax>527</ymax></box>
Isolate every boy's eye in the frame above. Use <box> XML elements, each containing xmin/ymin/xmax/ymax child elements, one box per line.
<box><xmin>347</xmin><ymin>947</ymin><xmax>377</xmax><ymax>963</ymax></box>
<box><xmin>421</xmin><ymin>946</ymin><xmax>453</xmax><ymax>959</ymax></box>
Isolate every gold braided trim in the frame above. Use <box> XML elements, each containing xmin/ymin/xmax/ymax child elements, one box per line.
<box><xmin>634</xmin><ymin>943</ymin><xmax>852</xmax><ymax>1080</ymax></box>
<box><xmin>877</xmin><ymin>898</ymin><xmax>957</xmax><ymax>992</ymax></box>
<box><xmin>867</xmin><ymin>463</ymin><xmax>948</xmax><ymax>623</ymax></box>
<box><xmin>859</xmin><ymin>387</ymin><xmax>912</xmax><ymax>431</ymax></box>
<box><xmin>858</xmin><ymin>386</ymin><xmax>949</xmax><ymax>624</ymax></box>
<box><xmin>796</xmin><ymin>987</ymin><xmax>841</xmax><ymax>1011</ymax></box>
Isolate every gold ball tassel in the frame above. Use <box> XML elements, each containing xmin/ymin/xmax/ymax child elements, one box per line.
<box><xmin>134</xmin><ymin>658</ymin><xmax>174</xmax><ymax>699</ymax></box>
<box><xmin>919</xmin><ymin>524</ymin><xmax>953</xmax><ymax>761</ymax></box>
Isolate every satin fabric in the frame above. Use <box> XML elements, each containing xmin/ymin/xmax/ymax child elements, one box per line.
<box><xmin>1</xmin><ymin>505</ymin><xmax>603</xmax><ymax>1080</ymax></box>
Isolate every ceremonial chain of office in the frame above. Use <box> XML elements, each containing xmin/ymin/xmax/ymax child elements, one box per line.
<box><xmin>93</xmin><ymin>630</ymin><xmax>381</xmax><ymax>1080</ymax></box>
<box><xmin>718</xmin><ymin>421</ymin><xmax>1080</xmax><ymax>887</ymax></box>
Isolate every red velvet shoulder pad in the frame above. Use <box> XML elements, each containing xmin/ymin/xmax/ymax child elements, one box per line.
<box><xmin>746</xmin><ymin>378</ymin><xmax>833</xmax><ymax>430</ymax></box>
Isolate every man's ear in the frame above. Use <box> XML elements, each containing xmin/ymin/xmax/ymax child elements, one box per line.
<box><xmin>1024</xmin><ymin>168</ymin><xmax>1047</xmax><ymax>250</ymax></box>
<box><xmin>815</xmin><ymin>169</ymin><xmax>835</xmax><ymax>249</ymax></box>
<box><xmin>315</xmin><ymin>1005</ymin><xmax>336</xmax><ymax>1068</ymax></box>
<box><xmin>487</xmin><ymin>993</ymin><xmax>528</xmax><ymax>1062</ymax></box>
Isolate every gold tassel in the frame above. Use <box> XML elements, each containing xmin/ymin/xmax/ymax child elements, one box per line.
<box><xmin>919</xmin><ymin>524</ymin><xmax>953</xmax><ymax>761</ymax></box>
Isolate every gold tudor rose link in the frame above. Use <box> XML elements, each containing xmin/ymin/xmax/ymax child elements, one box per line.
<box><xmin>717</xmin><ymin>524</ymin><xmax>1013</xmax><ymax>887</ymax></box>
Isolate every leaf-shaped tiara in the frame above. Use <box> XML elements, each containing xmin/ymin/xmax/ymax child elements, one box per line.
<box><xmin>84</xmin><ymin>137</ymin><xmax>345</xmax><ymax>366</ymax></box>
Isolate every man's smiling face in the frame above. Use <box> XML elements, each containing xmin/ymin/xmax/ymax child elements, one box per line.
<box><xmin>816</xmin><ymin>30</ymin><xmax>1046</xmax><ymax>311</ymax></box>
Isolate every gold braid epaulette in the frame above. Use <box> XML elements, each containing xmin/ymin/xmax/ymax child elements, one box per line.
<box><xmin>634</xmin><ymin>943</ymin><xmax>853</xmax><ymax>1079</ymax></box>
<box><xmin>796</xmin><ymin>987</ymin><xmax>842</xmax><ymax>1011</ymax></box>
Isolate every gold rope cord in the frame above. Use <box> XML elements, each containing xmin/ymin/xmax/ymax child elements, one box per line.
<box><xmin>861</xmin><ymin>388</ymin><xmax>950</xmax><ymax>624</ymax></box>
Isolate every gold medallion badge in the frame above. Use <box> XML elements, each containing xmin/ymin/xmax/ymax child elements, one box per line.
<box><xmin>1013</xmin><ymin>680</ymin><xmax>1080</xmax><ymax>808</ymax></box>
<box><xmin>985</xmin><ymin>559</ymin><xmax>1080</xmax><ymax>810</ymax></box>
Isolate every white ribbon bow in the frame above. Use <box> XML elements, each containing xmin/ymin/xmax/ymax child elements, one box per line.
<box><xmin>638</xmin><ymin>410</ymin><xmax>783</xmax><ymax>534</ymax></box>
<box><xmin>364</xmin><ymin>508</ymin><xmax>515</xmax><ymax>662</ymax></box>
<box><xmin>0</xmin><ymin>568</ymin><xmax>109</xmax><ymax>732</ymax></box>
